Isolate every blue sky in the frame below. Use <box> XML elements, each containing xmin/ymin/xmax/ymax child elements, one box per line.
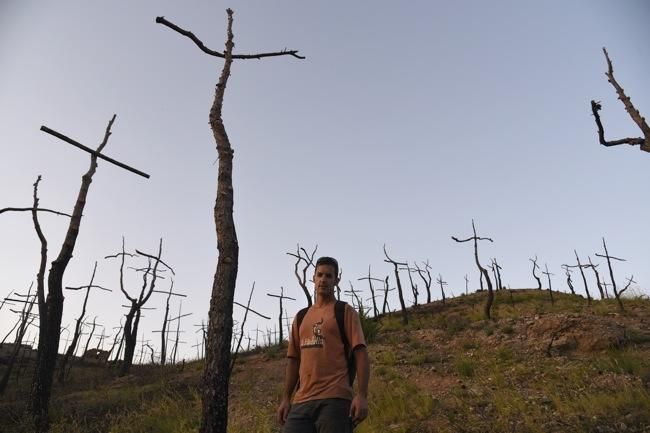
<box><xmin>1</xmin><ymin>1</ymin><xmax>649</xmax><ymax>361</ymax></box>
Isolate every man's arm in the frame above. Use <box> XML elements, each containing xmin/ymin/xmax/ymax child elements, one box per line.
<box><xmin>276</xmin><ymin>357</ymin><xmax>299</xmax><ymax>425</ymax></box>
<box><xmin>350</xmin><ymin>346</ymin><xmax>369</xmax><ymax>425</ymax></box>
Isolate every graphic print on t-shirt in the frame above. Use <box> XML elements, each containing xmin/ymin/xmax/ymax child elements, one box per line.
<box><xmin>300</xmin><ymin>317</ymin><xmax>324</xmax><ymax>349</ymax></box>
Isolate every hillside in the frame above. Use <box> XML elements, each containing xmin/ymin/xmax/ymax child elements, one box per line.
<box><xmin>2</xmin><ymin>289</ymin><xmax>650</xmax><ymax>433</ymax></box>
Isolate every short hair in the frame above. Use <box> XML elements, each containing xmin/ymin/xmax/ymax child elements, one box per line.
<box><xmin>315</xmin><ymin>256</ymin><xmax>339</xmax><ymax>276</ymax></box>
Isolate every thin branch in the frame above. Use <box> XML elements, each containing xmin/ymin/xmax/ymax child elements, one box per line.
<box><xmin>155</xmin><ymin>16</ymin><xmax>305</xmax><ymax>60</ymax></box>
<box><xmin>40</xmin><ymin>125</ymin><xmax>151</xmax><ymax>178</ymax></box>
<box><xmin>0</xmin><ymin>207</ymin><xmax>71</xmax><ymax>217</ymax></box>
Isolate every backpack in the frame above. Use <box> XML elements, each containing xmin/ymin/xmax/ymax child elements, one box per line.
<box><xmin>296</xmin><ymin>300</ymin><xmax>357</xmax><ymax>386</ymax></box>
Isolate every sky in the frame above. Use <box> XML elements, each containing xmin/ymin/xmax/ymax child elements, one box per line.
<box><xmin>1</xmin><ymin>1</ymin><xmax>649</xmax><ymax>362</ymax></box>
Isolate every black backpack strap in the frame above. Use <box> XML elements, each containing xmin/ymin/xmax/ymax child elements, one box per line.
<box><xmin>296</xmin><ymin>307</ymin><xmax>309</xmax><ymax>332</ymax></box>
<box><xmin>335</xmin><ymin>300</ymin><xmax>356</xmax><ymax>386</ymax></box>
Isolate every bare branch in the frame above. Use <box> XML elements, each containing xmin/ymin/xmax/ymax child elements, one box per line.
<box><xmin>40</xmin><ymin>124</ymin><xmax>151</xmax><ymax>178</ymax></box>
<box><xmin>155</xmin><ymin>16</ymin><xmax>305</xmax><ymax>60</ymax></box>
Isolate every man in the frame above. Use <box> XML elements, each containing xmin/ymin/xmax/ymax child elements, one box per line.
<box><xmin>277</xmin><ymin>256</ymin><xmax>370</xmax><ymax>432</ymax></box>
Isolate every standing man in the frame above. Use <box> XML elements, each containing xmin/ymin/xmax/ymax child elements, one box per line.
<box><xmin>277</xmin><ymin>256</ymin><xmax>370</xmax><ymax>432</ymax></box>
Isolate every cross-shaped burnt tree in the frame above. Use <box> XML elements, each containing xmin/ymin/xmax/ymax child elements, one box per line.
<box><xmin>152</xmin><ymin>279</ymin><xmax>186</xmax><ymax>366</ymax></box>
<box><xmin>595</xmin><ymin>238</ymin><xmax>629</xmax><ymax>311</ymax></box>
<box><xmin>452</xmin><ymin>220</ymin><xmax>495</xmax><ymax>319</ymax></box>
<box><xmin>232</xmin><ymin>282</ymin><xmax>269</xmax><ymax>371</ymax></box>
<box><xmin>383</xmin><ymin>245</ymin><xmax>409</xmax><ymax>324</ymax></box>
<box><xmin>542</xmin><ymin>264</ymin><xmax>554</xmax><ymax>305</ymax></box>
<box><xmin>156</xmin><ymin>9</ymin><xmax>302</xmax><ymax>432</ymax></box>
<box><xmin>564</xmin><ymin>250</ymin><xmax>593</xmax><ymax>304</ymax></box>
<box><xmin>436</xmin><ymin>274</ymin><xmax>448</xmax><ymax>305</ymax></box>
<box><xmin>267</xmin><ymin>287</ymin><xmax>295</xmax><ymax>347</ymax></box>
<box><xmin>590</xmin><ymin>48</ymin><xmax>649</xmax><ymax>153</ymax></box>
<box><xmin>15</xmin><ymin>116</ymin><xmax>148</xmax><ymax>432</ymax></box>
<box><xmin>358</xmin><ymin>265</ymin><xmax>382</xmax><ymax>317</ymax></box>
<box><xmin>57</xmin><ymin>262</ymin><xmax>111</xmax><ymax>383</ymax></box>
<box><xmin>561</xmin><ymin>265</ymin><xmax>576</xmax><ymax>295</ymax></box>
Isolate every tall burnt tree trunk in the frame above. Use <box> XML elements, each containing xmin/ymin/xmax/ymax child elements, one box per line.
<box><xmin>200</xmin><ymin>13</ymin><xmax>238</xmax><ymax>433</ymax></box>
<box><xmin>30</xmin><ymin>119</ymin><xmax>111</xmax><ymax>432</ymax></box>
<box><xmin>587</xmin><ymin>257</ymin><xmax>606</xmax><ymax>300</ymax></box>
<box><xmin>155</xmin><ymin>10</ymin><xmax>302</xmax><ymax>433</ymax></box>
<box><xmin>452</xmin><ymin>220</ymin><xmax>494</xmax><ymax>319</ymax></box>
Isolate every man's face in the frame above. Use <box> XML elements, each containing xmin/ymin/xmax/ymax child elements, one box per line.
<box><xmin>313</xmin><ymin>264</ymin><xmax>339</xmax><ymax>299</ymax></box>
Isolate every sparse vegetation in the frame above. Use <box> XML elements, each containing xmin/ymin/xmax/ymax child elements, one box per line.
<box><xmin>2</xmin><ymin>289</ymin><xmax>650</xmax><ymax>432</ymax></box>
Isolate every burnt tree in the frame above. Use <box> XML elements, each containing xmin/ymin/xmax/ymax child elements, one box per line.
<box><xmin>590</xmin><ymin>48</ymin><xmax>649</xmax><ymax>153</ymax></box>
<box><xmin>358</xmin><ymin>265</ymin><xmax>382</xmax><ymax>317</ymax></box>
<box><xmin>565</xmin><ymin>250</ymin><xmax>592</xmax><ymax>304</ymax></box>
<box><xmin>29</xmin><ymin>116</ymin><xmax>147</xmax><ymax>432</ymax></box>
<box><xmin>0</xmin><ymin>287</ymin><xmax>36</xmax><ymax>394</ymax></box>
<box><xmin>561</xmin><ymin>265</ymin><xmax>576</xmax><ymax>295</ymax></box>
<box><xmin>587</xmin><ymin>257</ymin><xmax>606</xmax><ymax>300</ymax></box>
<box><xmin>452</xmin><ymin>220</ymin><xmax>495</xmax><ymax>319</ymax></box>
<box><xmin>436</xmin><ymin>274</ymin><xmax>448</xmax><ymax>305</ymax></box>
<box><xmin>152</xmin><ymin>279</ymin><xmax>186</xmax><ymax>365</ymax></box>
<box><xmin>595</xmin><ymin>238</ymin><xmax>628</xmax><ymax>311</ymax></box>
<box><xmin>156</xmin><ymin>9</ymin><xmax>303</xmax><ymax>433</ymax></box>
<box><xmin>286</xmin><ymin>244</ymin><xmax>317</xmax><ymax>307</ymax></box>
<box><xmin>383</xmin><ymin>245</ymin><xmax>409</xmax><ymax>324</ymax></box>
<box><xmin>106</xmin><ymin>238</ymin><xmax>168</xmax><ymax>375</ymax></box>
<box><xmin>58</xmin><ymin>262</ymin><xmax>111</xmax><ymax>383</ymax></box>
<box><xmin>530</xmin><ymin>256</ymin><xmax>542</xmax><ymax>290</ymax></box>
<box><xmin>400</xmin><ymin>263</ymin><xmax>419</xmax><ymax>307</ymax></box>
<box><xmin>267</xmin><ymin>287</ymin><xmax>295</xmax><ymax>346</ymax></box>
<box><xmin>542</xmin><ymin>264</ymin><xmax>554</xmax><ymax>305</ymax></box>
<box><xmin>413</xmin><ymin>260</ymin><xmax>433</xmax><ymax>303</ymax></box>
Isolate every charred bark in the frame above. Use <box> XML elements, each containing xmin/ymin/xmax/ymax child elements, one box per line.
<box><xmin>383</xmin><ymin>245</ymin><xmax>409</xmax><ymax>324</ymax></box>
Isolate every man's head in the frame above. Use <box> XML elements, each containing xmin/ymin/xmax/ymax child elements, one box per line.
<box><xmin>315</xmin><ymin>256</ymin><xmax>339</xmax><ymax>277</ymax></box>
<box><xmin>313</xmin><ymin>256</ymin><xmax>340</xmax><ymax>300</ymax></box>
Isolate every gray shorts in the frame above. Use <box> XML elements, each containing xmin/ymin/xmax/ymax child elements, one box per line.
<box><xmin>282</xmin><ymin>398</ymin><xmax>354</xmax><ymax>433</ymax></box>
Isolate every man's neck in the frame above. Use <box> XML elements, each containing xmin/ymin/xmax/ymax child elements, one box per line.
<box><xmin>314</xmin><ymin>295</ymin><xmax>336</xmax><ymax>308</ymax></box>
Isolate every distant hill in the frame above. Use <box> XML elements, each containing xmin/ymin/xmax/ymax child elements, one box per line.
<box><xmin>2</xmin><ymin>289</ymin><xmax>650</xmax><ymax>432</ymax></box>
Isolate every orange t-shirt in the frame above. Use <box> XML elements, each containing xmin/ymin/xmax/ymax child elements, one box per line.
<box><xmin>287</xmin><ymin>302</ymin><xmax>366</xmax><ymax>404</ymax></box>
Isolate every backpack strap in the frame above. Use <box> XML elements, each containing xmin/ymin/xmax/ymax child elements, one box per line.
<box><xmin>335</xmin><ymin>300</ymin><xmax>356</xmax><ymax>386</ymax></box>
<box><xmin>296</xmin><ymin>306</ymin><xmax>309</xmax><ymax>331</ymax></box>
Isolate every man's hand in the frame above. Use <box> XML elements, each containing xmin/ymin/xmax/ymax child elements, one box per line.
<box><xmin>349</xmin><ymin>394</ymin><xmax>368</xmax><ymax>426</ymax></box>
<box><xmin>276</xmin><ymin>398</ymin><xmax>291</xmax><ymax>425</ymax></box>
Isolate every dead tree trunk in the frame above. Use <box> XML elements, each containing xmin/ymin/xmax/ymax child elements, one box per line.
<box><xmin>0</xmin><ymin>288</ymin><xmax>36</xmax><ymax>394</ymax></box>
<box><xmin>590</xmin><ymin>47</ymin><xmax>649</xmax><ymax>153</ymax></box>
<box><xmin>414</xmin><ymin>260</ymin><xmax>433</xmax><ymax>304</ymax></box>
<box><xmin>383</xmin><ymin>245</ymin><xmax>409</xmax><ymax>325</ymax></box>
<box><xmin>452</xmin><ymin>220</ymin><xmax>494</xmax><ymax>319</ymax></box>
<box><xmin>286</xmin><ymin>244</ymin><xmax>317</xmax><ymax>307</ymax></box>
<box><xmin>80</xmin><ymin>316</ymin><xmax>98</xmax><ymax>363</ymax></box>
<box><xmin>400</xmin><ymin>263</ymin><xmax>419</xmax><ymax>306</ymax></box>
<box><xmin>382</xmin><ymin>276</ymin><xmax>392</xmax><ymax>315</ymax></box>
<box><xmin>530</xmin><ymin>256</ymin><xmax>542</xmax><ymax>290</ymax></box>
<box><xmin>561</xmin><ymin>265</ymin><xmax>576</xmax><ymax>295</ymax></box>
<box><xmin>542</xmin><ymin>264</ymin><xmax>554</xmax><ymax>305</ymax></box>
<box><xmin>358</xmin><ymin>265</ymin><xmax>382</xmax><ymax>317</ymax></box>
<box><xmin>436</xmin><ymin>274</ymin><xmax>447</xmax><ymax>305</ymax></box>
<box><xmin>569</xmin><ymin>250</ymin><xmax>592</xmax><ymax>304</ymax></box>
<box><xmin>267</xmin><ymin>287</ymin><xmax>295</xmax><ymax>346</ymax></box>
<box><xmin>152</xmin><ymin>279</ymin><xmax>186</xmax><ymax>366</ymax></box>
<box><xmin>596</xmin><ymin>238</ymin><xmax>628</xmax><ymax>311</ymax></box>
<box><xmin>587</xmin><ymin>257</ymin><xmax>606</xmax><ymax>300</ymax></box>
<box><xmin>30</xmin><ymin>115</ymin><xmax>146</xmax><ymax>432</ymax></box>
<box><xmin>58</xmin><ymin>262</ymin><xmax>111</xmax><ymax>382</ymax></box>
<box><xmin>156</xmin><ymin>9</ymin><xmax>303</xmax><ymax>433</ymax></box>
<box><xmin>107</xmin><ymin>238</ymin><xmax>167</xmax><ymax>375</ymax></box>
